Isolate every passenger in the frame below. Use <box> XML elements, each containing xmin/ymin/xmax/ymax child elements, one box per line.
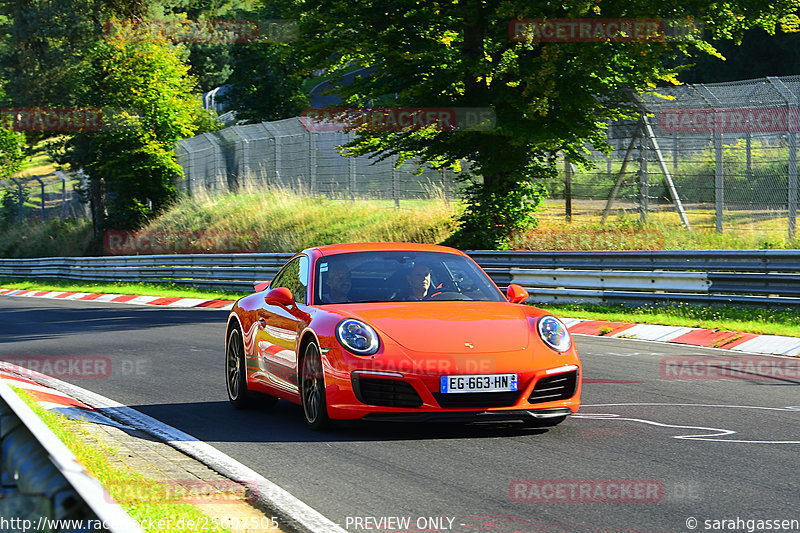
<box><xmin>392</xmin><ymin>263</ymin><xmax>432</xmax><ymax>301</ymax></box>
<box><xmin>322</xmin><ymin>264</ymin><xmax>352</xmax><ymax>303</ymax></box>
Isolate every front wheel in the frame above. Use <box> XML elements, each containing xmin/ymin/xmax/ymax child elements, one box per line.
<box><xmin>301</xmin><ymin>342</ymin><xmax>331</xmax><ymax>430</ymax></box>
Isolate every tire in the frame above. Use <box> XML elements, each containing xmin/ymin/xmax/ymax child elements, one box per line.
<box><xmin>226</xmin><ymin>326</ymin><xmax>279</xmax><ymax>410</ymax></box>
<box><xmin>300</xmin><ymin>341</ymin><xmax>331</xmax><ymax>430</ymax></box>
<box><xmin>226</xmin><ymin>326</ymin><xmax>254</xmax><ymax>409</ymax></box>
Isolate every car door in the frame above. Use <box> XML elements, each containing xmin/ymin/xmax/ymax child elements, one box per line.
<box><xmin>253</xmin><ymin>255</ymin><xmax>310</xmax><ymax>393</ymax></box>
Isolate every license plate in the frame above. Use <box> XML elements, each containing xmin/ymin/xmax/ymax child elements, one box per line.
<box><xmin>440</xmin><ymin>373</ymin><xmax>518</xmax><ymax>394</ymax></box>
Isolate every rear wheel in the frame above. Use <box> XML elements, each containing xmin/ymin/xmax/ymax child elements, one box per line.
<box><xmin>226</xmin><ymin>327</ymin><xmax>255</xmax><ymax>409</ymax></box>
<box><xmin>227</xmin><ymin>326</ymin><xmax>279</xmax><ymax>410</ymax></box>
<box><xmin>301</xmin><ymin>341</ymin><xmax>331</xmax><ymax>430</ymax></box>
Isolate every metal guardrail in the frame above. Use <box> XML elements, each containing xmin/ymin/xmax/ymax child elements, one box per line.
<box><xmin>468</xmin><ymin>250</ymin><xmax>800</xmax><ymax>272</ymax></box>
<box><xmin>0</xmin><ymin>250</ymin><xmax>799</xmax><ymax>306</ymax></box>
<box><xmin>0</xmin><ymin>379</ymin><xmax>143</xmax><ymax>532</ymax></box>
<box><xmin>0</xmin><ymin>254</ymin><xmax>293</xmax><ymax>291</ymax></box>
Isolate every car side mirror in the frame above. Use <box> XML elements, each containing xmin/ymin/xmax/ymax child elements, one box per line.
<box><xmin>506</xmin><ymin>284</ymin><xmax>529</xmax><ymax>304</ymax></box>
<box><xmin>265</xmin><ymin>286</ymin><xmax>294</xmax><ymax>307</ymax></box>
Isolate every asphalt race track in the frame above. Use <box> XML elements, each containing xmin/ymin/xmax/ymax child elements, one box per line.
<box><xmin>2</xmin><ymin>297</ymin><xmax>799</xmax><ymax>533</ymax></box>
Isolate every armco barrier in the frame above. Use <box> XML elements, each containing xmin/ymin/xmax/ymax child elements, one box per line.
<box><xmin>0</xmin><ymin>380</ymin><xmax>143</xmax><ymax>532</ymax></box>
<box><xmin>468</xmin><ymin>250</ymin><xmax>800</xmax><ymax>272</ymax></box>
<box><xmin>0</xmin><ymin>250</ymin><xmax>798</xmax><ymax>306</ymax></box>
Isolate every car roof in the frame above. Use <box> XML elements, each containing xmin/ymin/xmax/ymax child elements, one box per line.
<box><xmin>310</xmin><ymin>242</ymin><xmax>466</xmax><ymax>257</ymax></box>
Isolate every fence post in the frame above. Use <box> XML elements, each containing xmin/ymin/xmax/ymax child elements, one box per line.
<box><xmin>640</xmin><ymin>115</ymin><xmax>691</xmax><ymax>229</ymax></box>
<box><xmin>57</xmin><ymin>171</ymin><xmax>67</xmax><ymax>220</ymax></box>
<box><xmin>672</xmin><ymin>132</ymin><xmax>678</xmax><ymax>172</ymax></box>
<box><xmin>606</xmin><ymin>121</ymin><xmax>612</xmax><ymax>174</ymax></box>
<box><xmin>392</xmin><ymin>155</ymin><xmax>400</xmax><ymax>209</ymax></box>
<box><xmin>308</xmin><ymin>133</ymin><xmax>317</xmax><ymax>195</ymax></box>
<box><xmin>564</xmin><ymin>159</ymin><xmax>573</xmax><ymax>222</ymax></box>
<box><xmin>274</xmin><ymin>136</ymin><xmax>282</xmax><ymax>186</ymax></box>
<box><xmin>789</xmin><ymin>131</ymin><xmax>798</xmax><ymax>240</ymax></box>
<box><xmin>33</xmin><ymin>175</ymin><xmax>46</xmax><ymax>221</ymax></box>
<box><xmin>9</xmin><ymin>178</ymin><xmax>23</xmax><ymax>224</ymax></box>
<box><xmin>745</xmin><ymin>131</ymin><xmax>752</xmax><ymax>181</ymax></box>
<box><xmin>442</xmin><ymin>166</ymin><xmax>450</xmax><ymax>206</ymax></box>
<box><xmin>714</xmin><ymin>130</ymin><xmax>724</xmax><ymax>233</ymax></box>
<box><xmin>349</xmin><ymin>131</ymin><xmax>356</xmax><ymax>201</ymax></box>
<box><xmin>639</xmin><ymin>135</ymin><xmax>648</xmax><ymax>224</ymax></box>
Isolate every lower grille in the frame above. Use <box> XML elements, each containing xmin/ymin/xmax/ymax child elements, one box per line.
<box><xmin>352</xmin><ymin>377</ymin><xmax>423</xmax><ymax>408</ymax></box>
<box><xmin>528</xmin><ymin>370</ymin><xmax>578</xmax><ymax>404</ymax></box>
<box><xmin>432</xmin><ymin>391</ymin><xmax>520</xmax><ymax>408</ymax></box>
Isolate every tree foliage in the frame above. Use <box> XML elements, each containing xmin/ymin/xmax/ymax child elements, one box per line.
<box><xmin>295</xmin><ymin>0</ymin><xmax>800</xmax><ymax>248</ymax></box>
<box><xmin>219</xmin><ymin>1</ymin><xmax>309</xmax><ymax>122</ymax></box>
<box><xmin>0</xmin><ymin>103</ymin><xmax>27</xmax><ymax>226</ymax></box>
<box><xmin>55</xmin><ymin>29</ymin><xmax>214</xmax><ymax>231</ymax></box>
<box><xmin>222</xmin><ymin>40</ymin><xmax>309</xmax><ymax>122</ymax></box>
<box><xmin>0</xmin><ymin>117</ymin><xmax>25</xmax><ymax>179</ymax></box>
<box><xmin>680</xmin><ymin>27</ymin><xmax>800</xmax><ymax>83</ymax></box>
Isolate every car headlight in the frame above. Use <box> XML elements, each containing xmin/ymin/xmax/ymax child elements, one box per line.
<box><xmin>336</xmin><ymin>319</ymin><xmax>380</xmax><ymax>355</ymax></box>
<box><xmin>537</xmin><ymin>316</ymin><xmax>571</xmax><ymax>352</ymax></box>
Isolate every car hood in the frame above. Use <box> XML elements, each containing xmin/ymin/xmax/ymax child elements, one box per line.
<box><xmin>343</xmin><ymin>301</ymin><xmax>531</xmax><ymax>354</ymax></box>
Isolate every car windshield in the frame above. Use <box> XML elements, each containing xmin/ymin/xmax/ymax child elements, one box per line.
<box><xmin>314</xmin><ymin>251</ymin><xmax>505</xmax><ymax>304</ymax></box>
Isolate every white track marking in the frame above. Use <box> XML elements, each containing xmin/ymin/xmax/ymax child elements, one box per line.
<box><xmin>575</xmin><ymin>403</ymin><xmax>800</xmax><ymax>444</ymax></box>
<box><xmin>1</xmin><ymin>363</ymin><xmax>345</xmax><ymax>533</ymax></box>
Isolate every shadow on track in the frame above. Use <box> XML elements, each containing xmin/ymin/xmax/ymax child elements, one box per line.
<box><xmin>107</xmin><ymin>399</ymin><xmax>560</xmax><ymax>444</ymax></box>
<box><xmin>0</xmin><ymin>300</ymin><xmax>227</xmax><ymax>344</ymax></box>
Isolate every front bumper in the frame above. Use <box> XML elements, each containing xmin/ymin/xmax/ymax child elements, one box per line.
<box><xmin>361</xmin><ymin>407</ymin><xmax>574</xmax><ymax>423</ymax></box>
<box><xmin>323</xmin><ymin>361</ymin><xmax>582</xmax><ymax>420</ymax></box>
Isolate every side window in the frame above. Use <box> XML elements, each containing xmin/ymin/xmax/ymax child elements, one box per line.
<box><xmin>270</xmin><ymin>256</ymin><xmax>309</xmax><ymax>304</ymax></box>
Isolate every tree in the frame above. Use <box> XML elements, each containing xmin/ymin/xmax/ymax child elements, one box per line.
<box><xmin>0</xmin><ymin>95</ymin><xmax>27</xmax><ymax>225</ymax></box>
<box><xmin>220</xmin><ymin>1</ymin><xmax>309</xmax><ymax>121</ymax></box>
<box><xmin>54</xmin><ymin>29</ymin><xmax>216</xmax><ymax>233</ymax></box>
<box><xmin>679</xmin><ymin>27</ymin><xmax>800</xmax><ymax>83</ymax></box>
<box><xmin>296</xmin><ymin>0</ymin><xmax>800</xmax><ymax>248</ymax></box>
<box><xmin>222</xmin><ymin>40</ymin><xmax>309</xmax><ymax>122</ymax></box>
<box><xmin>0</xmin><ymin>0</ymin><xmax>164</xmax><ymax>108</ymax></box>
<box><xmin>0</xmin><ymin>98</ymin><xmax>25</xmax><ymax>177</ymax></box>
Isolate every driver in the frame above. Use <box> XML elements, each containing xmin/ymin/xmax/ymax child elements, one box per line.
<box><xmin>392</xmin><ymin>263</ymin><xmax>432</xmax><ymax>301</ymax></box>
<box><xmin>322</xmin><ymin>263</ymin><xmax>353</xmax><ymax>303</ymax></box>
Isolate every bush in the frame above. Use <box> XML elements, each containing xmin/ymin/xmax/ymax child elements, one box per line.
<box><xmin>446</xmin><ymin>165</ymin><xmax>551</xmax><ymax>250</ymax></box>
<box><xmin>1</xmin><ymin>185</ymin><xmax>30</xmax><ymax>226</ymax></box>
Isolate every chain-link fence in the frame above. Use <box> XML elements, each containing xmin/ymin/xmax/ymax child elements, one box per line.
<box><xmin>175</xmin><ymin>117</ymin><xmax>458</xmax><ymax>204</ymax></box>
<box><xmin>542</xmin><ymin>75</ymin><xmax>800</xmax><ymax>242</ymax></box>
<box><xmin>0</xmin><ymin>172</ymin><xmax>88</xmax><ymax>224</ymax></box>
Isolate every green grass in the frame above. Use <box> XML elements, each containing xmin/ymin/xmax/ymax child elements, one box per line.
<box><xmin>518</xmin><ymin>200</ymin><xmax>800</xmax><ymax>250</ymax></box>
<box><xmin>140</xmin><ymin>187</ymin><xmax>458</xmax><ymax>252</ymax></box>
<box><xmin>12</xmin><ymin>388</ymin><xmax>234</xmax><ymax>532</ymax></box>
<box><xmin>0</xmin><ymin>277</ymin><xmax>249</xmax><ymax>300</ymax></box>
<box><xmin>537</xmin><ymin>302</ymin><xmax>800</xmax><ymax>338</ymax></box>
<box><xmin>0</xmin><ymin>219</ymin><xmax>94</xmax><ymax>257</ymax></box>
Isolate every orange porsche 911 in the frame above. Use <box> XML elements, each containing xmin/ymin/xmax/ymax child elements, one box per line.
<box><xmin>225</xmin><ymin>243</ymin><xmax>581</xmax><ymax>430</ymax></box>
